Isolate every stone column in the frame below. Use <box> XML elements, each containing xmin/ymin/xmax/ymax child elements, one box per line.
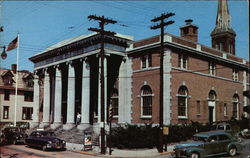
<box><xmin>40</xmin><ymin>69</ymin><xmax>50</xmax><ymax>128</ymax></box>
<box><xmin>30</xmin><ymin>73</ymin><xmax>40</xmax><ymax>128</ymax></box>
<box><xmin>51</xmin><ymin>66</ymin><xmax>62</xmax><ymax>129</ymax></box>
<box><xmin>63</xmin><ymin>62</ymin><xmax>75</xmax><ymax>130</ymax></box>
<box><xmin>78</xmin><ymin>58</ymin><xmax>90</xmax><ymax>130</ymax></box>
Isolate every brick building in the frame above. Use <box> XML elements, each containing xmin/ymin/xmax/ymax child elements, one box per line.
<box><xmin>29</xmin><ymin>0</ymin><xmax>249</xmax><ymax>130</ymax></box>
<box><xmin>0</xmin><ymin>64</ymin><xmax>34</xmax><ymax>124</ymax></box>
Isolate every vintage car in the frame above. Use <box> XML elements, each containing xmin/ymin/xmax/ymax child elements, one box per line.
<box><xmin>0</xmin><ymin>126</ymin><xmax>28</xmax><ymax>145</ymax></box>
<box><xmin>173</xmin><ymin>130</ymin><xmax>243</xmax><ymax>158</ymax></box>
<box><xmin>25</xmin><ymin>130</ymin><xmax>66</xmax><ymax>151</ymax></box>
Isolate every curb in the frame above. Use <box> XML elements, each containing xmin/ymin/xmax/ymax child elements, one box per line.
<box><xmin>159</xmin><ymin>150</ymin><xmax>174</xmax><ymax>155</ymax></box>
<box><xmin>70</xmin><ymin>150</ymin><xmax>99</xmax><ymax>156</ymax></box>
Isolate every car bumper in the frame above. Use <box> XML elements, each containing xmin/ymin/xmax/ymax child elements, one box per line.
<box><xmin>46</xmin><ymin>143</ymin><xmax>66</xmax><ymax>150</ymax></box>
<box><xmin>173</xmin><ymin>149</ymin><xmax>188</xmax><ymax>158</ymax></box>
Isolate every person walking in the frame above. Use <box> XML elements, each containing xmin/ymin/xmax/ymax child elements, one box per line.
<box><xmin>76</xmin><ymin>112</ymin><xmax>81</xmax><ymax>127</ymax></box>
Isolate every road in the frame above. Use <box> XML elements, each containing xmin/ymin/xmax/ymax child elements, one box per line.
<box><xmin>0</xmin><ymin>145</ymin><xmax>96</xmax><ymax>158</ymax></box>
<box><xmin>0</xmin><ymin>139</ymin><xmax>249</xmax><ymax>158</ymax></box>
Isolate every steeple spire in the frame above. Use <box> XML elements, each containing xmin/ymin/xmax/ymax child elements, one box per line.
<box><xmin>216</xmin><ymin>0</ymin><xmax>231</xmax><ymax>29</ymax></box>
<box><xmin>211</xmin><ymin>0</ymin><xmax>236</xmax><ymax>55</ymax></box>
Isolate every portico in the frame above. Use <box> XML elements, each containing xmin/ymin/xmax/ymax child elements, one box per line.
<box><xmin>29</xmin><ymin>33</ymin><xmax>133</xmax><ymax>130</ymax></box>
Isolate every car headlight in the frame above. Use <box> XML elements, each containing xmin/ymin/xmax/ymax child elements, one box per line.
<box><xmin>62</xmin><ymin>140</ymin><xmax>65</xmax><ymax>144</ymax></box>
<box><xmin>48</xmin><ymin>141</ymin><xmax>52</xmax><ymax>144</ymax></box>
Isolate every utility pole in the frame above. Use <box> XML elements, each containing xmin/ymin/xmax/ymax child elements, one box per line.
<box><xmin>88</xmin><ymin>15</ymin><xmax>117</xmax><ymax>155</ymax></box>
<box><xmin>150</xmin><ymin>12</ymin><xmax>175</xmax><ymax>153</ymax></box>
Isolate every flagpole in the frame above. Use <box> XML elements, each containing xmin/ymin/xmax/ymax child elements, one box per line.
<box><xmin>14</xmin><ymin>33</ymin><xmax>19</xmax><ymax>127</ymax></box>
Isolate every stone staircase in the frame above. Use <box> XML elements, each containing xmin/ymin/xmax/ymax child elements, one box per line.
<box><xmin>54</xmin><ymin>126</ymin><xmax>100</xmax><ymax>145</ymax></box>
<box><xmin>27</xmin><ymin>124</ymin><xmax>100</xmax><ymax>145</ymax></box>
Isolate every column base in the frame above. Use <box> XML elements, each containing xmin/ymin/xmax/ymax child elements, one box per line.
<box><xmin>51</xmin><ymin>122</ymin><xmax>62</xmax><ymax>129</ymax></box>
<box><xmin>39</xmin><ymin>122</ymin><xmax>50</xmax><ymax>129</ymax></box>
<box><xmin>63</xmin><ymin>123</ymin><xmax>75</xmax><ymax>130</ymax></box>
<box><xmin>77</xmin><ymin>123</ymin><xmax>91</xmax><ymax>130</ymax></box>
<box><xmin>30</xmin><ymin>122</ymin><xmax>39</xmax><ymax>129</ymax></box>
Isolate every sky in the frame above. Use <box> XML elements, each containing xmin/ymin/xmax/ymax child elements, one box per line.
<box><xmin>0</xmin><ymin>0</ymin><xmax>249</xmax><ymax>72</ymax></box>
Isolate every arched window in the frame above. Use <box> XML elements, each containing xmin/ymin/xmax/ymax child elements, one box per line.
<box><xmin>110</xmin><ymin>88</ymin><xmax>119</xmax><ymax>116</ymax></box>
<box><xmin>208</xmin><ymin>90</ymin><xmax>217</xmax><ymax>101</ymax></box>
<box><xmin>141</xmin><ymin>85</ymin><xmax>153</xmax><ymax>117</ymax></box>
<box><xmin>232</xmin><ymin>94</ymin><xmax>239</xmax><ymax>119</ymax></box>
<box><xmin>178</xmin><ymin>86</ymin><xmax>188</xmax><ymax>118</ymax></box>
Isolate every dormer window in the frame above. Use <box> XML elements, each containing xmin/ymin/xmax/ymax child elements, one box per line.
<box><xmin>23</xmin><ymin>73</ymin><xmax>34</xmax><ymax>87</ymax></box>
<box><xmin>1</xmin><ymin>70</ymin><xmax>14</xmax><ymax>86</ymax></box>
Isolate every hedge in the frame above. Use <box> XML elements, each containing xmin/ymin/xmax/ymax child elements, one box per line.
<box><xmin>108</xmin><ymin>118</ymin><xmax>249</xmax><ymax>149</ymax></box>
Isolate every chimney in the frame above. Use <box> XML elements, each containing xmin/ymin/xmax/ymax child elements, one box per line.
<box><xmin>11</xmin><ymin>64</ymin><xmax>17</xmax><ymax>74</ymax></box>
<box><xmin>180</xmin><ymin>19</ymin><xmax>198</xmax><ymax>42</ymax></box>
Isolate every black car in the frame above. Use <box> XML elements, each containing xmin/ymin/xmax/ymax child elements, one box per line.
<box><xmin>0</xmin><ymin>126</ymin><xmax>28</xmax><ymax>145</ymax></box>
<box><xmin>25</xmin><ymin>130</ymin><xmax>66</xmax><ymax>151</ymax></box>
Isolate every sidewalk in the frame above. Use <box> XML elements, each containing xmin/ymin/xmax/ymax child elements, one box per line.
<box><xmin>66</xmin><ymin>142</ymin><xmax>175</xmax><ymax>158</ymax></box>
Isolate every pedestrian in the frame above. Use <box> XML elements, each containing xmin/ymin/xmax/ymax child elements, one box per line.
<box><xmin>76</xmin><ymin>112</ymin><xmax>81</xmax><ymax>126</ymax></box>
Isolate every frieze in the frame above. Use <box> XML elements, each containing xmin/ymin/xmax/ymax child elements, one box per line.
<box><xmin>34</xmin><ymin>43</ymin><xmax>126</xmax><ymax>68</ymax></box>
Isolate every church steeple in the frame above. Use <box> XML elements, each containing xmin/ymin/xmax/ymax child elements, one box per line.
<box><xmin>211</xmin><ymin>0</ymin><xmax>236</xmax><ymax>55</ymax></box>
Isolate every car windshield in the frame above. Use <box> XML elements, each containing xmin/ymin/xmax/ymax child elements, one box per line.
<box><xmin>8</xmin><ymin>128</ymin><xmax>20</xmax><ymax>132</ymax></box>
<box><xmin>192</xmin><ymin>136</ymin><xmax>208</xmax><ymax>142</ymax></box>
<box><xmin>217</xmin><ymin>125</ymin><xmax>225</xmax><ymax>130</ymax></box>
<box><xmin>41</xmin><ymin>132</ymin><xmax>56</xmax><ymax>137</ymax></box>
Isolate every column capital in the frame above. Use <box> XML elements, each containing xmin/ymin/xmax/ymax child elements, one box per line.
<box><xmin>80</xmin><ymin>57</ymin><xmax>88</xmax><ymax>63</ymax></box>
<box><xmin>53</xmin><ymin>64</ymin><xmax>61</xmax><ymax>70</ymax></box>
<box><xmin>66</xmin><ymin>60</ymin><xmax>73</xmax><ymax>66</ymax></box>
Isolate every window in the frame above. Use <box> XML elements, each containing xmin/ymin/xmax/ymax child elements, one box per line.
<box><xmin>178</xmin><ymin>54</ymin><xmax>188</xmax><ymax>69</ymax></box>
<box><xmin>2</xmin><ymin>76</ymin><xmax>14</xmax><ymax>85</ymax></box>
<box><xmin>4</xmin><ymin>90</ymin><xmax>10</xmax><ymax>101</ymax></box>
<box><xmin>209</xmin><ymin>62</ymin><xmax>216</xmax><ymax>76</ymax></box>
<box><xmin>178</xmin><ymin>86</ymin><xmax>188</xmax><ymax>118</ymax></box>
<box><xmin>232</xmin><ymin>68</ymin><xmax>239</xmax><ymax>81</ymax></box>
<box><xmin>3</xmin><ymin>106</ymin><xmax>9</xmax><ymax>119</ymax></box>
<box><xmin>110</xmin><ymin>88</ymin><xmax>118</xmax><ymax>116</ymax></box>
<box><xmin>141</xmin><ymin>85</ymin><xmax>153</xmax><ymax>117</ymax></box>
<box><xmin>196</xmin><ymin>100</ymin><xmax>201</xmax><ymax>115</ymax></box>
<box><xmin>24</xmin><ymin>91</ymin><xmax>33</xmax><ymax>102</ymax></box>
<box><xmin>26</xmin><ymin>78</ymin><xmax>34</xmax><ymax>87</ymax></box>
<box><xmin>22</xmin><ymin>107</ymin><xmax>33</xmax><ymax>120</ymax></box>
<box><xmin>224</xmin><ymin>103</ymin><xmax>227</xmax><ymax>117</ymax></box>
<box><xmin>141</xmin><ymin>56</ymin><xmax>147</xmax><ymax>69</ymax></box>
<box><xmin>208</xmin><ymin>90</ymin><xmax>217</xmax><ymax>100</ymax></box>
<box><xmin>219</xmin><ymin>43</ymin><xmax>223</xmax><ymax>51</ymax></box>
<box><xmin>218</xmin><ymin>134</ymin><xmax>229</xmax><ymax>141</ymax></box>
<box><xmin>229</xmin><ymin>44</ymin><xmax>234</xmax><ymax>54</ymax></box>
<box><xmin>232</xmin><ymin>94</ymin><xmax>239</xmax><ymax>119</ymax></box>
<box><xmin>141</xmin><ymin>54</ymin><xmax>152</xmax><ymax>69</ymax></box>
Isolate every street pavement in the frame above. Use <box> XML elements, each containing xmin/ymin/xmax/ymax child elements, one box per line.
<box><xmin>0</xmin><ymin>139</ymin><xmax>249</xmax><ymax>158</ymax></box>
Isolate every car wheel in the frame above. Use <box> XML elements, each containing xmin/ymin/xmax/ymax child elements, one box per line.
<box><xmin>42</xmin><ymin>145</ymin><xmax>47</xmax><ymax>151</ymax></box>
<box><xmin>189</xmin><ymin>152</ymin><xmax>200</xmax><ymax>158</ymax></box>
<box><xmin>229</xmin><ymin>147</ymin><xmax>237</xmax><ymax>156</ymax></box>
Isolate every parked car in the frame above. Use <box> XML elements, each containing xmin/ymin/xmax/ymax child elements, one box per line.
<box><xmin>0</xmin><ymin>126</ymin><xmax>28</xmax><ymax>145</ymax></box>
<box><xmin>25</xmin><ymin>130</ymin><xmax>66</xmax><ymax>151</ymax></box>
<box><xmin>173</xmin><ymin>130</ymin><xmax>243</xmax><ymax>158</ymax></box>
<box><xmin>215</xmin><ymin>123</ymin><xmax>232</xmax><ymax>132</ymax></box>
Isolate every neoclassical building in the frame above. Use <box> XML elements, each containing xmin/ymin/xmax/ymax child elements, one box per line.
<box><xmin>29</xmin><ymin>0</ymin><xmax>249</xmax><ymax>130</ymax></box>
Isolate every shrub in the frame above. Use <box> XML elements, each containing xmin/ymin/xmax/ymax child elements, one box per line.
<box><xmin>108</xmin><ymin>118</ymin><xmax>250</xmax><ymax>149</ymax></box>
